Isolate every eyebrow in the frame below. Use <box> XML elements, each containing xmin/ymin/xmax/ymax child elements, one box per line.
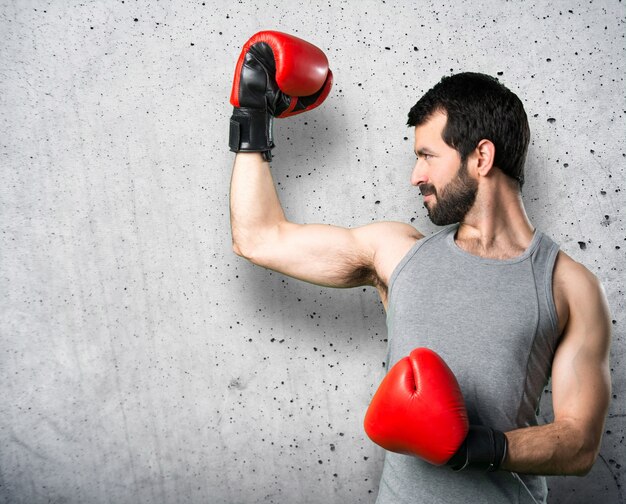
<box><xmin>415</xmin><ymin>148</ymin><xmax>435</xmax><ymax>157</ymax></box>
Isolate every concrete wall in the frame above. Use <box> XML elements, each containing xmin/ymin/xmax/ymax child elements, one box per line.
<box><xmin>1</xmin><ymin>1</ymin><xmax>623</xmax><ymax>502</ymax></box>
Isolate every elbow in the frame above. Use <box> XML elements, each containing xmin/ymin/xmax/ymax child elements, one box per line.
<box><xmin>232</xmin><ymin>235</ymin><xmax>266</xmax><ymax>265</ymax></box>
<box><xmin>232</xmin><ymin>235</ymin><xmax>245</xmax><ymax>257</ymax></box>
<box><xmin>555</xmin><ymin>418</ymin><xmax>603</xmax><ymax>476</ymax></box>
<box><xmin>568</xmin><ymin>433</ymin><xmax>601</xmax><ymax>476</ymax></box>
<box><xmin>231</xmin><ymin>227</ymin><xmax>256</xmax><ymax>261</ymax></box>
<box><xmin>232</xmin><ymin>223</ymin><xmax>282</xmax><ymax>264</ymax></box>
<box><xmin>232</xmin><ymin>239</ymin><xmax>245</xmax><ymax>258</ymax></box>
<box><xmin>571</xmin><ymin>448</ymin><xmax>598</xmax><ymax>477</ymax></box>
<box><xmin>232</xmin><ymin>239</ymin><xmax>256</xmax><ymax>261</ymax></box>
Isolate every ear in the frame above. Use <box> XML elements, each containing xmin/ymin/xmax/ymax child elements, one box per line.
<box><xmin>474</xmin><ymin>139</ymin><xmax>495</xmax><ymax>177</ymax></box>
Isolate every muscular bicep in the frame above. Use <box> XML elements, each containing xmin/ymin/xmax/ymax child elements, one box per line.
<box><xmin>551</xmin><ymin>263</ymin><xmax>611</xmax><ymax>449</ymax></box>
<box><xmin>248</xmin><ymin>221</ymin><xmax>421</xmax><ymax>289</ymax></box>
<box><xmin>258</xmin><ymin>222</ymin><xmax>376</xmax><ymax>288</ymax></box>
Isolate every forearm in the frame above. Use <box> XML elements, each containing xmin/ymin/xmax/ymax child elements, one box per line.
<box><xmin>502</xmin><ymin>420</ymin><xmax>598</xmax><ymax>476</ymax></box>
<box><xmin>230</xmin><ymin>152</ymin><xmax>287</xmax><ymax>256</ymax></box>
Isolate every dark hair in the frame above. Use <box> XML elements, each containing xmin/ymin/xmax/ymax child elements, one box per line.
<box><xmin>407</xmin><ymin>72</ymin><xmax>530</xmax><ymax>187</ymax></box>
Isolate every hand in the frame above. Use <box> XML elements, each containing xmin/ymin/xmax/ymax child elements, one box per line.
<box><xmin>364</xmin><ymin>347</ymin><xmax>469</xmax><ymax>465</ymax></box>
<box><xmin>228</xmin><ymin>30</ymin><xmax>333</xmax><ymax>160</ymax></box>
<box><xmin>364</xmin><ymin>347</ymin><xmax>508</xmax><ymax>471</ymax></box>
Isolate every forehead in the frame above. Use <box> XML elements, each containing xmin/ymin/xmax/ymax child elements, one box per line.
<box><xmin>413</xmin><ymin>111</ymin><xmax>449</xmax><ymax>149</ymax></box>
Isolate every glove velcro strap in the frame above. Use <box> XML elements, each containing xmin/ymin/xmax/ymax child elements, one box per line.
<box><xmin>228</xmin><ymin>107</ymin><xmax>274</xmax><ymax>161</ymax></box>
<box><xmin>447</xmin><ymin>425</ymin><xmax>508</xmax><ymax>472</ymax></box>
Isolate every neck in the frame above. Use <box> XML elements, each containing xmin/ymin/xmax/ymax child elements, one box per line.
<box><xmin>455</xmin><ymin>181</ymin><xmax>534</xmax><ymax>258</ymax></box>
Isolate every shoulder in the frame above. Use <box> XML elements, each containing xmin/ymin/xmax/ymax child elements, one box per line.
<box><xmin>553</xmin><ymin>251</ymin><xmax>604</xmax><ymax>297</ymax></box>
<box><xmin>353</xmin><ymin>221</ymin><xmax>423</xmax><ymax>239</ymax></box>
<box><xmin>352</xmin><ymin>221</ymin><xmax>423</xmax><ymax>253</ymax></box>
<box><xmin>553</xmin><ymin>250</ymin><xmax>610</xmax><ymax>336</ymax></box>
<box><xmin>352</xmin><ymin>221</ymin><xmax>423</xmax><ymax>299</ymax></box>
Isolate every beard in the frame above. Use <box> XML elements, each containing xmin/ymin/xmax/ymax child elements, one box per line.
<box><xmin>420</xmin><ymin>158</ymin><xmax>478</xmax><ymax>226</ymax></box>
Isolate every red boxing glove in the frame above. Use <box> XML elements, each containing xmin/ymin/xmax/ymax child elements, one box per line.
<box><xmin>364</xmin><ymin>347</ymin><xmax>469</xmax><ymax>465</ymax></box>
<box><xmin>228</xmin><ymin>31</ymin><xmax>333</xmax><ymax>160</ymax></box>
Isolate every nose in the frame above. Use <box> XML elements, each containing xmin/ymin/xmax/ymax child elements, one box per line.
<box><xmin>411</xmin><ymin>159</ymin><xmax>428</xmax><ymax>187</ymax></box>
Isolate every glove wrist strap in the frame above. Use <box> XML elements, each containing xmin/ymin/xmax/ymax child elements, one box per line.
<box><xmin>447</xmin><ymin>425</ymin><xmax>508</xmax><ymax>472</ymax></box>
<box><xmin>229</xmin><ymin>107</ymin><xmax>274</xmax><ymax>161</ymax></box>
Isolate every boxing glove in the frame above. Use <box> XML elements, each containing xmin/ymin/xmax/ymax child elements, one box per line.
<box><xmin>364</xmin><ymin>347</ymin><xmax>508</xmax><ymax>471</ymax></box>
<box><xmin>228</xmin><ymin>30</ymin><xmax>333</xmax><ymax>161</ymax></box>
<box><xmin>364</xmin><ymin>347</ymin><xmax>469</xmax><ymax>465</ymax></box>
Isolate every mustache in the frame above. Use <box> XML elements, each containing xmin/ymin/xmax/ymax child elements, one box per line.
<box><xmin>419</xmin><ymin>184</ymin><xmax>436</xmax><ymax>197</ymax></box>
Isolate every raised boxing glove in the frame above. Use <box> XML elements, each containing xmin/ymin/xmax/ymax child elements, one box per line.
<box><xmin>364</xmin><ymin>347</ymin><xmax>469</xmax><ymax>465</ymax></box>
<box><xmin>229</xmin><ymin>30</ymin><xmax>333</xmax><ymax>161</ymax></box>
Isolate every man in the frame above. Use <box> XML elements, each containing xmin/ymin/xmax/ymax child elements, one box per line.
<box><xmin>228</xmin><ymin>31</ymin><xmax>611</xmax><ymax>503</ymax></box>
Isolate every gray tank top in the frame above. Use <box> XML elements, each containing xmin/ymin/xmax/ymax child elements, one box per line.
<box><xmin>376</xmin><ymin>224</ymin><xmax>560</xmax><ymax>504</ymax></box>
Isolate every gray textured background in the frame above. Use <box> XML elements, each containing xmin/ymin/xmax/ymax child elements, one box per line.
<box><xmin>1</xmin><ymin>1</ymin><xmax>624</xmax><ymax>503</ymax></box>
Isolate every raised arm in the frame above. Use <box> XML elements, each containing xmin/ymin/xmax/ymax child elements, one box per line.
<box><xmin>502</xmin><ymin>254</ymin><xmax>612</xmax><ymax>475</ymax></box>
<box><xmin>227</xmin><ymin>31</ymin><xmax>420</xmax><ymax>300</ymax></box>
<box><xmin>230</xmin><ymin>152</ymin><xmax>420</xmax><ymax>296</ymax></box>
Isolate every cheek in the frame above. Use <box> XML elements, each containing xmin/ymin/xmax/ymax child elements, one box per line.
<box><xmin>437</xmin><ymin>160</ymin><xmax>460</xmax><ymax>184</ymax></box>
